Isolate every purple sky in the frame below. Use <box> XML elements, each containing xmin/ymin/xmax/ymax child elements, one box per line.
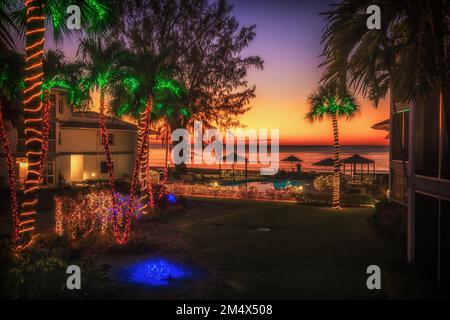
<box><xmin>37</xmin><ymin>0</ymin><xmax>388</xmax><ymax>145</ymax></box>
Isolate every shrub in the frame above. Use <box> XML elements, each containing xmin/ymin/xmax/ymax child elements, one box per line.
<box><xmin>368</xmin><ymin>199</ymin><xmax>407</xmax><ymax>252</ymax></box>
<box><xmin>341</xmin><ymin>194</ymin><xmax>376</xmax><ymax>207</ymax></box>
<box><xmin>313</xmin><ymin>175</ymin><xmax>334</xmax><ymax>192</ymax></box>
<box><xmin>0</xmin><ymin>235</ymin><xmax>109</xmax><ymax>299</ymax></box>
<box><xmin>294</xmin><ymin>192</ymin><xmax>375</xmax><ymax>207</ymax></box>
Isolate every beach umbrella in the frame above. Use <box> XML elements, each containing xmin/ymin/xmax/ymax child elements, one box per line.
<box><xmin>281</xmin><ymin>155</ymin><xmax>303</xmax><ymax>162</ymax></box>
<box><xmin>281</xmin><ymin>155</ymin><xmax>303</xmax><ymax>172</ymax></box>
<box><xmin>312</xmin><ymin>157</ymin><xmax>335</xmax><ymax>172</ymax></box>
<box><xmin>223</xmin><ymin>152</ymin><xmax>248</xmax><ymax>180</ymax></box>
<box><xmin>371</xmin><ymin>119</ymin><xmax>390</xmax><ymax>131</ymax></box>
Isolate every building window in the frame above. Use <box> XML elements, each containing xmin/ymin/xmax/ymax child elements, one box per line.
<box><xmin>415</xmin><ymin>193</ymin><xmax>450</xmax><ymax>287</ymax></box>
<box><xmin>100</xmin><ymin>161</ymin><xmax>113</xmax><ymax>174</ymax></box>
<box><xmin>441</xmin><ymin>199</ymin><xmax>450</xmax><ymax>287</ymax></box>
<box><xmin>442</xmin><ymin>90</ymin><xmax>450</xmax><ymax>180</ymax></box>
<box><xmin>108</xmin><ymin>133</ymin><xmax>114</xmax><ymax>145</ymax></box>
<box><xmin>47</xmin><ymin>161</ymin><xmax>54</xmax><ymax>185</ymax></box>
<box><xmin>58</xmin><ymin>131</ymin><xmax>62</xmax><ymax>145</ymax></box>
<box><xmin>58</xmin><ymin>97</ymin><xmax>64</xmax><ymax>114</ymax></box>
<box><xmin>414</xmin><ymin>193</ymin><xmax>439</xmax><ymax>282</ymax></box>
<box><xmin>392</xmin><ymin>108</ymin><xmax>409</xmax><ymax>161</ymax></box>
<box><xmin>99</xmin><ymin>132</ymin><xmax>115</xmax><ymax>146</ymax></box>
<box><xmin>391</xmin><ymin>162</ymin><xmax>407</xmax><ymax>204</ymax></box>
<box><xmin>50</xmin><ymin>95</ymin><xmax>56</xmax><ymax>117</ymax></box>
<box><xmin>415</xmin><ymin>91</ymin><xmax>440</xmax><ymax>177</ymax></box>
<box><xmin>49</xmin><ymin>122</ymin><xmax>56</xmax><ymax>140</ymax></box>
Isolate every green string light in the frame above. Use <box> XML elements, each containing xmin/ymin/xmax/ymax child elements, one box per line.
<box><xmin>123</xmin><ymin>77</ymin><xmax>140</xmax><ymax>93</ymax></box>
<box><xmin>154</xmin><ymin>78</ymin><xmax>182</xmax><ymax>96</ymax></box>
<box><xmin>97</xmin><ymin>71</ymin><xmax>111</xmax><ymax>89</ymax></box>
<box><xmin>88</xmin><ymin>0</ymin><xmax>107</xmax><ymax>21</ymax></box>
<box><xmin>51</xmin><ymin>7</ymin><xmax>64</xmax><ymax>30</ymax></box>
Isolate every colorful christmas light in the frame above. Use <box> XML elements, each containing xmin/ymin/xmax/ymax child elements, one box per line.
<box><xmin>54</xmin><ymin>190</ymin><xmax>142</xmax><ymax>240</ymax></box>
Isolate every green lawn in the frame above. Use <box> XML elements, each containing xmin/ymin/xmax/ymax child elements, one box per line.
<box><xmin>180</xmin><ymin>198</ymin><xmax>399</xmax><ymax>299</ymax></box>
<box><xmin>0</xmin><ymin>195</ymin><xmax>405</xmax><ymax>299</ymax></box>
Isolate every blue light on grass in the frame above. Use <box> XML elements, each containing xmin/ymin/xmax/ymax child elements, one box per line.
<box><xmin>167</xmin><ymin>193</ymin><xmax>177</xmax><ymax>204</ymax></box>
<box><xmin>126</xmin><ymin>258</ymin><xmax>191</xmax><ymax>286</ymax></box>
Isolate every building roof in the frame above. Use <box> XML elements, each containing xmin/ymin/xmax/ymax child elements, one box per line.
<box><xmin>60</xmin><ymin>120</ymin><xmax>138</xmax><ymax>131</ymax></box>
<box><xmin>281</xmin><ymin>155</ymin><xmax>303</xmax><ymax>162</ymax></box>
<box><xmin>312</xmin><ymin>158</ymin><xmax>335</xmax><ymax>167</ymax></box>
<box><xmin>61</xmin><ymin>112</ymin><xmax>157</xmax><ymax>134</ymax></box>
<box><xmin>341</xmin><ymin>154</ymin><xmax>375</xmax><ymax>164</ymax></box>
<box><xmin>371</xmin><ymin>119</ymin><xmax>390</xmax><ymax>131</ymax></box>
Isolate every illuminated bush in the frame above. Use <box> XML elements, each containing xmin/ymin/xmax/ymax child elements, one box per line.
<box><xmin>313</xmin><ymin>175</ymin><xmax>334</xmax><ymax>192</ymax></box>
<box><xmin>55</xmin><ymin>188</ymin><xmax>142</xmax><ymax>240</ymax></box>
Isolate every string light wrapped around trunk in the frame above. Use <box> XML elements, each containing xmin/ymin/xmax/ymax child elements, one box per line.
<box><xmin>0</xmin><ymin>103</ymin><xmax>20</xmax><ymax>240</ymax></box>
<box><xmin>20</xmin><ymin>0</ymin><xmax>47</xmax><ymax>240</ymax></box>
<box><xmin>39</xmin><ymin>90</ymin><xmax>51</xmax><ymax>183</ymax></box>
<box><xmin>120</xmin><ymin>100</ymin><xmax>153</xmax><ymax>244</ymax></box>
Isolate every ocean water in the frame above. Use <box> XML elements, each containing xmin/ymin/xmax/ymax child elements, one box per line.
<box><xmin>149</xmin><ymin>145</ymin><xmax>389</xmax><ymax>173</ymax></box>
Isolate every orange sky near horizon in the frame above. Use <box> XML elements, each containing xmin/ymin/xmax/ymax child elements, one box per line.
<box><xmin>238</xmin><ymin>75</ymin><xmax>390</xmax><ymax>146</ymax></box>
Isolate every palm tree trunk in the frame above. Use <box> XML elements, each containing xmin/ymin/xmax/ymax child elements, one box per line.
<box><xmin>20</xmin><ymin>2</ymin><xmax>46</xmax><ymax>240</ymax></box>
<box><xmin>331</xmin><ymin>114</ymin><xmax>341</xmax><ymax>209</ymax></box>
<box><xmin>139</xmin><ymin>132</ymin><xmax>150</xmax><ymax>213</ymax></box>
<box><xmin>132</xmin><ymin>98</ymin><xmax>154</xmax><ymax>214</ymax></box>
<box><xmin>113</xmin><ymin>99</ymin><xmax>152</xmax><ymax>245</ymax></box>
<box><xmin>39</xmin><ymin>90</ymin><xmax>51</xmax><ymax>184</ymax></box>
<box><xmin>119</xmin><ymin>99</ymin><xmax>152</xmax><ymax>242</ymax></box>
<box><xmin>98</xmin><ymin>91</ymin><xmax>115</xmax><ymax>198</ymax></box>
<box><xmin>0</xmin><ymin>102</ymin><xmax>20</xmax><ymax>240</ymax></box>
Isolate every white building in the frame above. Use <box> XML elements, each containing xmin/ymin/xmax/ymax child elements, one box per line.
<box><xmin>1</xmin><ymin>88</ymin><xmax>138</xmax><ymax>187</ymax></box>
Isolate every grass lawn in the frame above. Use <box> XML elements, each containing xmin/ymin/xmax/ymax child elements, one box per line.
<box><xmin>180</xmin><ymin>198</ymin><xmax>397</xmax><ymax>299</ymax></box>
<box><xmin>1</xmin><ymin>195</ymin><xmax>409</xmax><ymax>299</ymax></box>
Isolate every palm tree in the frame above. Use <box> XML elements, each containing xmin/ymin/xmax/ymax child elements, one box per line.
<box><xmin>78</xmin><ymin>37</ymin><xmax>124</xmax><ymax>201</ymax></box>
<box><xmin>0</xmin><ymin>49</ymin><xmax>24</xmax><ymax>240</ymax></box>
<box><xmin>2</xmin><ymin>0</ymin><xmax>118</xmax><ymax>241</ymax></box>
<box><xmin>320</xmin><ymin>0</ymin><xmax>449</xmax><ymax>104</ymax></box>
<box><xmin>306</xmin><ymin>83</ymin><xmax>359</xmax><ymax>209</ymax></box>
<box><xmin>320</xmin><ymin>0</ymin><xmax>449</xmax><ymax>197</ymax></box>
<box><xmin>109</xmin><ymin>50</ymin><xmax>167</xmax><ymax>213</ymax></box>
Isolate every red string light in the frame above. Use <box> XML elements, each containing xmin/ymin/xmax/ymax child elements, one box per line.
<box><xmin>113</xmin><ymin>100</ymin><xmax>153</xmax><ymax>245</ymax></box>
<box><xmin>98</xmin><ymin>93</ymin><xmax>116</xmax><ymax>196</ymax></box>
<box><xmin>39</xmin><ymin>90</ymin><xmax>51</xmax><ymax>183</ymax></box>
<box><xmin>0</xmin><ymin>103</ymin><xmax>20</xmax><ymax>240</ymax></box>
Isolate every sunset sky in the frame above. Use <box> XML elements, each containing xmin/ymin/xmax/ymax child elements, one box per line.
<box><xmin>43</xmin><ymin>0</ymin><xmax>389</xmax><ymax>146</ymax></box>
<box><xmin>230</xmin><ymin>0</ymin><xmax>389</xmax><ymax>146</ymax></box>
